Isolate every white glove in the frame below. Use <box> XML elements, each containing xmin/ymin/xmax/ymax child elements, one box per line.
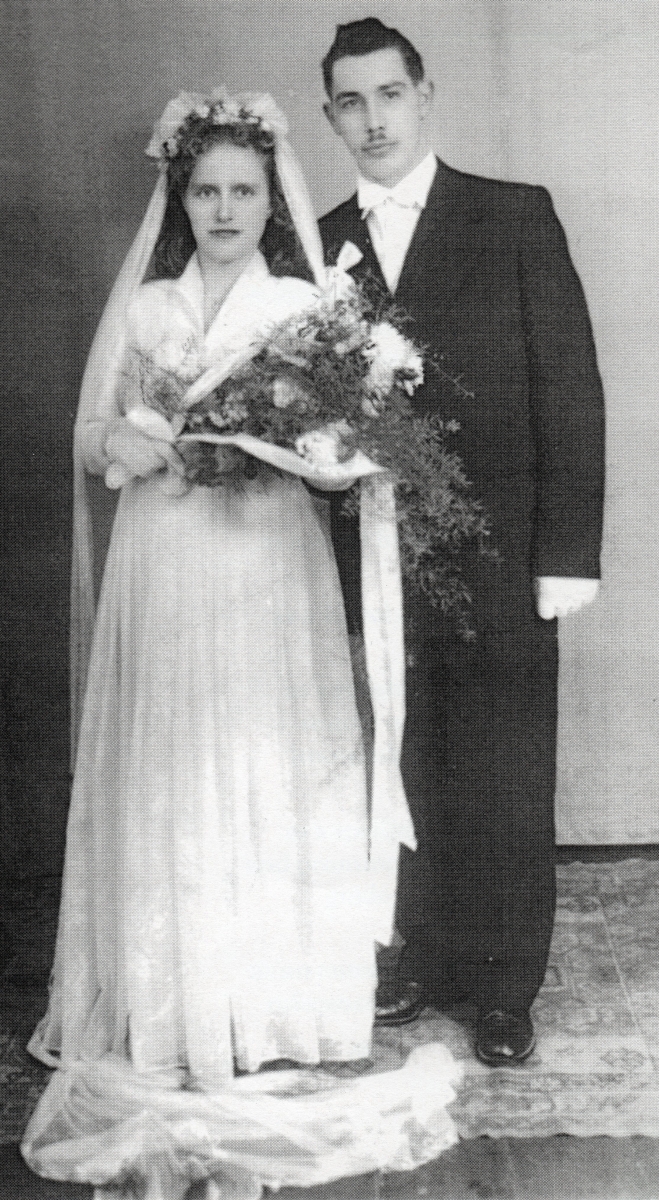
<box><xmin>535</xmin><ymin>577</ymin><xmax>600</xmax><ymax>620</ymax></box>
<box><xmin>104</xmin><ymin>408</ymin><xmax>187</xmax><ymax>494</ymax></box>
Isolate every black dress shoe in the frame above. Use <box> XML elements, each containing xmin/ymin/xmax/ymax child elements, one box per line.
<box><xmin>475</xmin><ymin>1009</ymin><xmax>536</xmax><ymax>1066</ymax></box>
<box><xmin>375</xmin><ymin>980</ymin><xmax>425</xmax><ymax>1026</ymax></box>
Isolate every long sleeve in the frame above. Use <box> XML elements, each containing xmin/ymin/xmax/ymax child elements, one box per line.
<box><xmin>74</xmin><ymin>324</ymin><xmax>129</xmax><ymax>477</ymax></box>
<box><xmin>520</xmin><ymin>187</ymin><xmax>605</xmax><ymax>579</ymax></box>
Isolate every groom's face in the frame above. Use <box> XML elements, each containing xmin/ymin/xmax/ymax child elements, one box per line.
<box><xmin>324</xmin><ymin>48</ymin><xmax>433</xmax><ymax>187</ymax></box>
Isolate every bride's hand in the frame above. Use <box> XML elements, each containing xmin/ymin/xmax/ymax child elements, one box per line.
<box><xmin>104</xmin><ymin>418</ymin><xmax>184</xmax><ymax>481</ymax></box>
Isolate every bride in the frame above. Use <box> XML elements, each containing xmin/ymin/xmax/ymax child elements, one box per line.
<box><xmin>29</xmin><ymin>91</ymin><xmax>376</xmax><ymax>1085</ymax></box>
<box><xmin>21</xmin><ymin>90</ymin><xmax>457</xmax><ymax>1200</ymax></box>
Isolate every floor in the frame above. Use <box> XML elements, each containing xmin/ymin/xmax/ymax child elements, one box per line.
<box><xmin>4</xmin><ymin>1135</ymin><xmax>659</xmax><ymax>1199</ymax></box>
<box><xmin>4</xmin><ymin>849</ymin><xmax>659</xmax><ymax>1200</ymax></box>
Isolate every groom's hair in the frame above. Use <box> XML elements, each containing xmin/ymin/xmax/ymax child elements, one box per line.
<box><xmin>321</xmin><ymin>18</ymin><xmax>424</xmax><ymax>97</ymax></box>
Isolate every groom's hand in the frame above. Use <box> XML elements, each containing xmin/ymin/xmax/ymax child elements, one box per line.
<box><xmin>535</xmin><ymin>577</ymin><xmax>600</xmax><ymax>619</ymax></box>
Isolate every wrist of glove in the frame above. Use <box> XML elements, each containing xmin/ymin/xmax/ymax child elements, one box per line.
<box><xmin>535</xmin><ymin>577</ymin><xmax>600</xmax><ymax>620</ymax></box>
<box><xmin>102</xmin><ymin>417</ymin><xmax>185</xmax><ymax>491</ymax></box>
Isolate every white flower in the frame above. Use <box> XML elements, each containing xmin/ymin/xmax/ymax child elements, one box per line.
<box><xmin>363</xmin><ymin>322</ymin><xmax>424</xmax><ymax>396</ymax></box>
<box><xmin>295</xmin><ymin>421</ymin><xmax>351</xmax><ymax>468</ymax></box>
<box><xmin>366</xmin><ymin>322</ymin><xmax>414</xmax><ymax>370</ymax></box>
<box><xmin>220</xmin><ymin>96</ymin><xmax>241</xmax><ymax>119</ymax></box>
<box><xmin>272</xmin><ymin>379</ymin><xmax>295</xmax><ymax>409</ymax></box>
<box><xmin>211</xmin><ymin>98</ymin><xmax>240</xmax><ymax>124</ymax></box>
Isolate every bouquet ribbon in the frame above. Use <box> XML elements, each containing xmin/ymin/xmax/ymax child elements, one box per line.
<box><xmin>109</xmin><ymin>404</ymin><xmax>416</xmax><ymax>946</ymax></box>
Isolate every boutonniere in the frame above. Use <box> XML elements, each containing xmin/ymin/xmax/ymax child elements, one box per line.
<box><xmin>323</xmin><ymin>242</ymin><xmax>364</xmax><ymax>302</ymax></box>
<box><xmin>335</xmin><ymin>241</ymin><xmax>363</xmax><ymax>272</ymax></box>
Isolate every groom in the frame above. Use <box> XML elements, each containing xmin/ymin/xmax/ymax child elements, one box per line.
<box><xmin>318</xmin><ymin>18</ymin><xmax>605</xmax><ymax>1065</ymax></box>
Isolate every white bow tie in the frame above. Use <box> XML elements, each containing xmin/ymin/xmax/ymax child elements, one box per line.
<box><xmin>358</xmin><ymin>179</ymin><xmax>421</xmax><ymax>215</ymax></box>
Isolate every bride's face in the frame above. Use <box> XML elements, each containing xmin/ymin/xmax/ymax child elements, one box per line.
<box><xmin>183</xmin><ymin>142</ymin><xmax>272</xmax><ymax>270</ymax></box>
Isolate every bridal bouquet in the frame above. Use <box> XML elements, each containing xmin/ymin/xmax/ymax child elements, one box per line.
<box><xmin>126</xmin><ymin>272</ymin><xmax>490</xmax><ymax>621</ymax></box>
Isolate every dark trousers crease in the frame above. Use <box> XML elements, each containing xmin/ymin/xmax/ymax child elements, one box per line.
<box><xmin>396</xmin><ymin>631</ymin><xmax>558</xmax><ymax>1013</ymax></box>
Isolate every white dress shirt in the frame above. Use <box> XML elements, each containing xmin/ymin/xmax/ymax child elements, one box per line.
<box><xmin>357</xmin><ymin>152</ymin><xmax>437</xmax><ymax>293</ymax></box>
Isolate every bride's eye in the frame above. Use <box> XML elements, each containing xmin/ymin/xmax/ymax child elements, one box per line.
<box><xmin>234</xmin><ymin>184</ymin><xmax>256</xmax><ymax>198</ymax></box>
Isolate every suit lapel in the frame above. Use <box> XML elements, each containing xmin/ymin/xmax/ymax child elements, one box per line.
<box><xmin>325</xmin><ymin>160</ymin><xmax>486</xmax><ymax>314</ymax></box>
<box><xmin>395</xmin><ymin>159</ymin><xmax>485</xmax><ymax>316</ymax></box>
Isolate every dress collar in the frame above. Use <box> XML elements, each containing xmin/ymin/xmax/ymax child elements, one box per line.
<box><xmin>357</xmin><ymin>152</ymin><xmax>437</xmax><ymax>216</ymax></box>
<box><xmin>175</xmin><ymin>250</ymin><xmax>270</xmax><ymax>335</ymax></box>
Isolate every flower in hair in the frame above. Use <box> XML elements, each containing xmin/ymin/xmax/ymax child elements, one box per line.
<box><xmin>145</xmin><ymin>91</ymin><xmax>207</xmax><ymax>159</ymax></box>
<box><xmin>145</xmin><ymin>88</ymin><xmax>288</xmax><ymax>163</ymax></box>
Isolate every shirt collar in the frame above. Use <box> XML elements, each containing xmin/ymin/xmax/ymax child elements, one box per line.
<box><xmin>357</xmin><ymin>152</ymin><xmax>437</xmax><ymax>215</ymax></box>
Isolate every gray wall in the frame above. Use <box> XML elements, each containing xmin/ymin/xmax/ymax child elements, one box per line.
<box><xmin>2</xmin><ymin>1</ymin><xmax>658</xmax><ymax>873</ymax></box>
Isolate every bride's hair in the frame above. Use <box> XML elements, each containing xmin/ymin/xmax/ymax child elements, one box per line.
<box><xmin>152</xmin><ymin>116</ymin><xmax>309</xmax><ymax>280</ymax></box>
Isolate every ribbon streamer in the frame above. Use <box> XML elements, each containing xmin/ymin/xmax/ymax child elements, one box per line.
<box><xmin>360</xmin><ymin>475</ymin><xmax>416</xmax><ymax>944</ymax></box>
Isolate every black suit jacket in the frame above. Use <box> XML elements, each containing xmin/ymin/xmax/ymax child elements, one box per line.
<box><xmin>319</xmin><ymin>159</ymin><xmax>605</xmax><ymax>643</ymax></box>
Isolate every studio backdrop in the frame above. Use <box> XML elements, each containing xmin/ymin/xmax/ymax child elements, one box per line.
<box><xmin>2</xmin><ymin>0</ymin><xmax>659</xmax><ymax>873</ymax></box>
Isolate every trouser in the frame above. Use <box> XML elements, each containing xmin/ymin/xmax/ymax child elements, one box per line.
<box><xmin>396</xmin><ymin>627</ymin><xmax>558</xmax><ymax>1013</ymax></box>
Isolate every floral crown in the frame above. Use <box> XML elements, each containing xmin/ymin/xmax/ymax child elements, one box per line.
<box><xmin>145</xmin><ymin>89</ymin><xmax>289</xmax><ymax>165</ymax></box>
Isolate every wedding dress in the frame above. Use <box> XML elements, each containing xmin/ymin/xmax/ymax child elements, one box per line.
<box><xmin>29</xmin><ymin>251</ymin><xmax>376</xmax><ymax>1083</ymax></box>
<box><xmin>23</xmin><ymin>252</ymin><xmax>461</xmax><ymax>1198</ymax></box>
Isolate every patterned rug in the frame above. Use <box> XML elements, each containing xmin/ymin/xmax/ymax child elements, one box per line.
<box><xmin>3</xmin><ymin>860</ymin><xmax>659</xmax><ymax>1145</ymax></box>
<box><xmin>373</xmin><ymin>858</ymin><xmax>659</xmax><ymax>1138</ymax></box>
